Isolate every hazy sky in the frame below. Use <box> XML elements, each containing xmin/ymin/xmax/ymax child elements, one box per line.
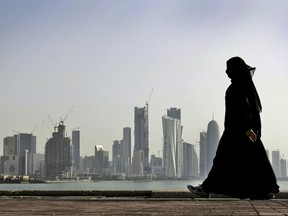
<box><xmin>1</xmin><ymin>0</ymin><xmax>288</xmax><ymax>160</ymax></box>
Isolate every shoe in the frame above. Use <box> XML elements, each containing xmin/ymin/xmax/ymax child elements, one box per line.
<box><xmin>187</xmin><ymin>185</ymin><xmax>208</xmax><ymax>197</ymax></box>
<box><xmin>250</xmin><ymin>193</ymin><xmax>275</xmax><ymax>200</ymax></box>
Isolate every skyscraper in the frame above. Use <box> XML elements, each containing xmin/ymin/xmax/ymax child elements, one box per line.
<box><xmin>45</xmin><ymin>122</ymin><xmax>72</xmax><ymax>179</ymax></box>
<box><xmin>199</xmin><ymin>131</ymin><xmax>207</xmax><ymax>177</ymax></box>
<box><xmin>132</xmin><ymin>150</ymin><xmax>144</xmax><ymax>176</ymax></box>
<box><xmin>133</xmin><ymin>105</ymin><xmax>149</xmax><ymax>173</ymax></box>
<box><xmin>122</xmin><ymin>127</ymin><xmax>131</xmax><ymax>175</ymax></box>
<box><xmin>165</xmin><ymin>108</ymin><xmax>183</xmax><ymax>178</ymax></box>
<box><xmin>32</xmin><ymin>153</ymin><xmax>45</xmax><ymax>178</ymax></box>
<box><xmin>206</xmin><ymin>119</ymin><xmax>220</xmax><ymax>174</ymax></box>
<box><xmin>3</xmin><ymin>136</ymin><xmax>17</xmax><ymax>156</ymax></box>
<box><xmin>16</xmin><ymin>133</ymin><xmax>36</xmax><ymax>175</ymax></box>
<box><xmin>167</xmin><ymin>108</ymin><xmax>181</xmax><ymax>120</ymax></box>
<box><xmin>72</xmin><ymin>130</ymin><xmax>80</xmax><ymax>170</ymax></box>
<box><xmin>150</xmin><ymin>154</ymin><xmax>163</xmax><ymax>177</ymax></box>
<box><xmin>272</xmin><ymin>150</ymin><xmax>280</xmax><ymax>178</ymax></box>
<box><xmin>0</xmin><ymin>155</ymin><xmax>19</xmax><ymax>176</ymax></box>
<box><xmin>84</xmin><ymin>155</ymin><xmax>95</xmax><ymax>173</ymax></box>
<box><xmin>280</xmin><ymin>158</ymin><xmax>287</xmax><ymax>178</ymax></box>
<box><xmin>94</xmin><ymin>145</ymin><xmax>109</xmax><ymax>175</ymax></box>
<box><xmin>112</xmin><ymin>140</ymin><xmax>122</xmax><ymax>173</ymax></box>
<box><xmin>183</xmin><ymin>142</ymin><xmax>198</xmax><ymax>178</ymax></box>
<box><xmin>162</xmin><ymin>115</ymin><xmax>183</xmax><ymax>178</ymax></box>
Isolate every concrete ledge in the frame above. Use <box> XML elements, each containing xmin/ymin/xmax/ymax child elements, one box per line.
<box><xmin>0</xmin><ymin>190</ymin><xmax>152</xmax><ymax>198</ymax></box>
<box><xmin>0</xmin><ymin>190</ymin><xmax>287</xmax><ymax>199</ymax></box>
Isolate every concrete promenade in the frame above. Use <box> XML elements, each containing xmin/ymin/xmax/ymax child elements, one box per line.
<box><xmin>0</xmin><ymin>191</ymin><xmax>288</xmax><ymax>215</ymax></box>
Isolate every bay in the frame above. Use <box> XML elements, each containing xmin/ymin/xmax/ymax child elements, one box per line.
<box><xmin>0</xmin><ymin>180</ymin><xmax>287</xmax><ymax>191</ymax></box>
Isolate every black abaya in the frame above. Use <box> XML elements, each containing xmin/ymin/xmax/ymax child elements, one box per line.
<box><xmin>202</xmin><ymin>81</ymin><xmax>279</xmax><ymax>198</ymax></box>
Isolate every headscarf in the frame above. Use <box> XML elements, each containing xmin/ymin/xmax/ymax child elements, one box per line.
<box><xmin>226</xmin><ymin>56</ymin><xmax>262</xmax><ymax>113</ymax></box>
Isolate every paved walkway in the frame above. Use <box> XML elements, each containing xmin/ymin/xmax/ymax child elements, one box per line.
<box><xmin>0</xmin><ymin>198</ymin><xmax>288</xmax><ymax>215</ymax></box>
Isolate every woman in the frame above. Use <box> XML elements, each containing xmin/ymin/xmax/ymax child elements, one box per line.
<box><xmin>188</xmin><ymin>57</ymin><xmax>279</xmax><ymax>199</ymax></box>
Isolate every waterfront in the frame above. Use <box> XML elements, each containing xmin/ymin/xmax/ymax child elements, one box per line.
<box><xmin>0</xmin><ymin>180</ymin><xmax>288</xmax><ymax>191</ymax></box>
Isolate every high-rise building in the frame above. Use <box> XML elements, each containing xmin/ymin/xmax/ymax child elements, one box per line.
<box><xmin>199</xmin><ymin>131</ymin><xmax>207</xmax><ymax>177</ymax></box>
<box><xmin>280</xmin><ymin>158</ymin><xmax>287</xmax><ymax>178</ymax></box>
<box><xmin>3</xmin><ymin>133</ymin><xmax>36</xmax><ymax>175</ymax></box>
<box><xmin>72</xmin><ymin>130</ymin><xmax>80</xmax><ymax>170</ymax></box>
<box><xmin>3</xmin><ymin>136</ymin><xmax>17</xmax><ymax>156</ymax></box>
<box><xmin>206</xmin><ymin>119</ymin><xmax>220</xmax><ymax>174</ymax></box>
<box><xmin>32</xmin><ymin>153</ymin><xmax>45</xmax><ymax>178</ymax></box>
<box><xmin>84</xmin><ymin>155</ymin><xmax>95</xmax><ymax>173</ymax></box>
<box><xmin>94</xmin><ymin>146</ymin><xmax>109</xmax><ymax>175</ymax></box>
<box><xmin>0</xmin><ymin>155</ymin><xmax>19</xmax><ymax>175</ymax></box>
<box><xmin>122</xmin><ymin>127</ymin><xmax>131</xmax><ymax>175</ymax></box>
<box><xmin>134</xmin><ymin>106</ymin><xmax>149</xmax><ymax>173</ymax></box>
<box><xmin>162</xmin><ymin>115</ymin><xmax>183</xmax><ymax>178</ymax></box>
<box><xmin>132</xmin><ymin>150</ymin><xmax>144</xmax><ymax>176</ymax></box>
<box><xmin>150</xmin><ymin>154</ymin><xmax>162</xmax><ymax>167</ymax></box>
<box><xmin>79</xmin><ymin>157</ymin><xmax>85</xmax><ymax>171</ymax></box>
<box><xmin>183</xmin><ymin>142</ymin><xmax>198</xmax><ymax>178</ymax></box>
<box><xmin>45</xmin><ymin>122</ymin><xmax>72</xmax><ymax>179</ymax></box>
<box><xmin>167</xmin><ymin>108</ymin><xmax>181</xmax><ymax>120</ymax></box>
<box><xmin>112</xmin><ymin>140</ymin><xmax>123</xmax><ymax>173</ymax></box>
<box><xmin>150</xmin><ymin>154</ymin><xmax>163</xmax><ymax>177</ymax></box>
<box><xmin>272</xmin><ymin>150</ymin><xmax>280</xmax><ymax>178</ymax></box>
<box><xmin>15</xmin><ymin>133</ymin><xmax>36</xmax><ymax>175</ymax></box>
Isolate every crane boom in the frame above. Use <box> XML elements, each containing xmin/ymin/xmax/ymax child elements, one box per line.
<box><xmin>42</xmin><ymin>120</ymin><xmax>53</xmax><ymax>133</ymax></box>
<box><xmin>146</xmin><ymin>88</ymin><xmax>153</xmax><ymax>106</ymax></box>
<box><xmin>60</xmin><ymin>106</ymin><xmax>75</xmax><ymax>124</ymax></box>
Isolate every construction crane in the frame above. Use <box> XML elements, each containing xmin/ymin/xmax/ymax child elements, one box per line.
<box><xmin>146</xmin><ymin>88</ymin><xmax>153</xmax><ymax>106</ymax></box>
<box><xmin>60</xmin><ymin>106</ymin><xmax>75</xmax><ymax>125</ymax></box>
<box><xmin>42</xmin><ymin>120</ymin><xmax>53</xmax><ymax>133</ymax></box>
<box><xmin>48</xmin><ymin>114</ymin><xmax>57</xmax><ymax>132</ymax></box>
<box><xmin>31</xmin><ymin>125</ymin><xmax>38</xmax><ymax>134</ymax></box>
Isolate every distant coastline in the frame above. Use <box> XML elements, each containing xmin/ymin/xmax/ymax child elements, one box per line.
<box><xmin>0</xmin><ymin>179</ymin><xmax>46</xmax><ymax>184</ymax></box>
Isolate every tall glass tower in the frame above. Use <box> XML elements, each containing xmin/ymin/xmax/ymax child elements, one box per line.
<box><xmin>72</xmin><ymin>130</ymin><xmax>80</xmax><ymax>170</ymax></box>
<box><xmin>134</xmin><ymin>105</ymin><xmax>149</xmax><ymax>173</ymax></box>
<box><xmin>16</xmin><ymin>133</ymin><xmax>36</xmax><ymax>175</ymax></box>
<box><xmin>162</xmin><ymin>115</ymin><xmax>183</xmax><ymax>178</ymax></box>
<box><xmin>122</xmin><ymin>127</ymin><xmax>131</xmax><ymax>175</ymax></box>
<box><xmin>272</xmin><ymin>150</ymin><xmax>280</xmax><ymax>178</ymax></box>
<box><xmin>199</xmin><ymin>131</ymin><xmax>207</xmax><ymax>177</ymax></box>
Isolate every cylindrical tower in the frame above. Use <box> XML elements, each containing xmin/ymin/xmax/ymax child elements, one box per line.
<box><xmin>206</xmin><ymin>120</ymin><xmax>220</xmax><ymax>173</ymax></box>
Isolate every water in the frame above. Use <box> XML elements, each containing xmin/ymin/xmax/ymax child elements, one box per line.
<box><xmin>0</xmin><ymin>180</ymin><xmax>287</xmax><ymax>191</ymax></box>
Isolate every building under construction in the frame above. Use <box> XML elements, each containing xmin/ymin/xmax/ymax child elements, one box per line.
<box><xmin>45</xmin><ymin>122</ymin><xmax>72</xmax><ymax>180</ymax></box>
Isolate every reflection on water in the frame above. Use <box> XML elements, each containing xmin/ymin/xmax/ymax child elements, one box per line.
<box><xmin>0</xmin><ymin>180</ymin><xmax>287</xmax><ymax>191</ymax></box>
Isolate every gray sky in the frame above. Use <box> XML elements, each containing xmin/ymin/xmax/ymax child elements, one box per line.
<box><xmin>1</xmin><ymin>0</ymin><xmax>288</xmax><ymax>159</ymax></box>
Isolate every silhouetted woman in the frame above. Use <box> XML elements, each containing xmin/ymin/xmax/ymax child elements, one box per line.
<box><xmin>188</xmin><ymin>57</ymin><xmax>279</xmax><ymax>199</ymax></box>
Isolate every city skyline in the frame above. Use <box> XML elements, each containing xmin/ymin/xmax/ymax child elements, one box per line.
<box><xmin>2</xmin><ymin>116</ymin><xmax>287</xmax><ymax>180</ymax></box>
<box><xmin>3</xmin><ymin>113</ymin><xmax>287</xmax><ymax>161</ymax></box>
<box><xmin>1</xmin><ymin>0</ymin><xmax>288</xmax><ymax>159</ymax></box>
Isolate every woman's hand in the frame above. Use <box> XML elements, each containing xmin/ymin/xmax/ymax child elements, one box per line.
<box><xmin>246</xmin><ymin>129</ymin><xmax>257</xmax><ymax>142</ymax></box>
